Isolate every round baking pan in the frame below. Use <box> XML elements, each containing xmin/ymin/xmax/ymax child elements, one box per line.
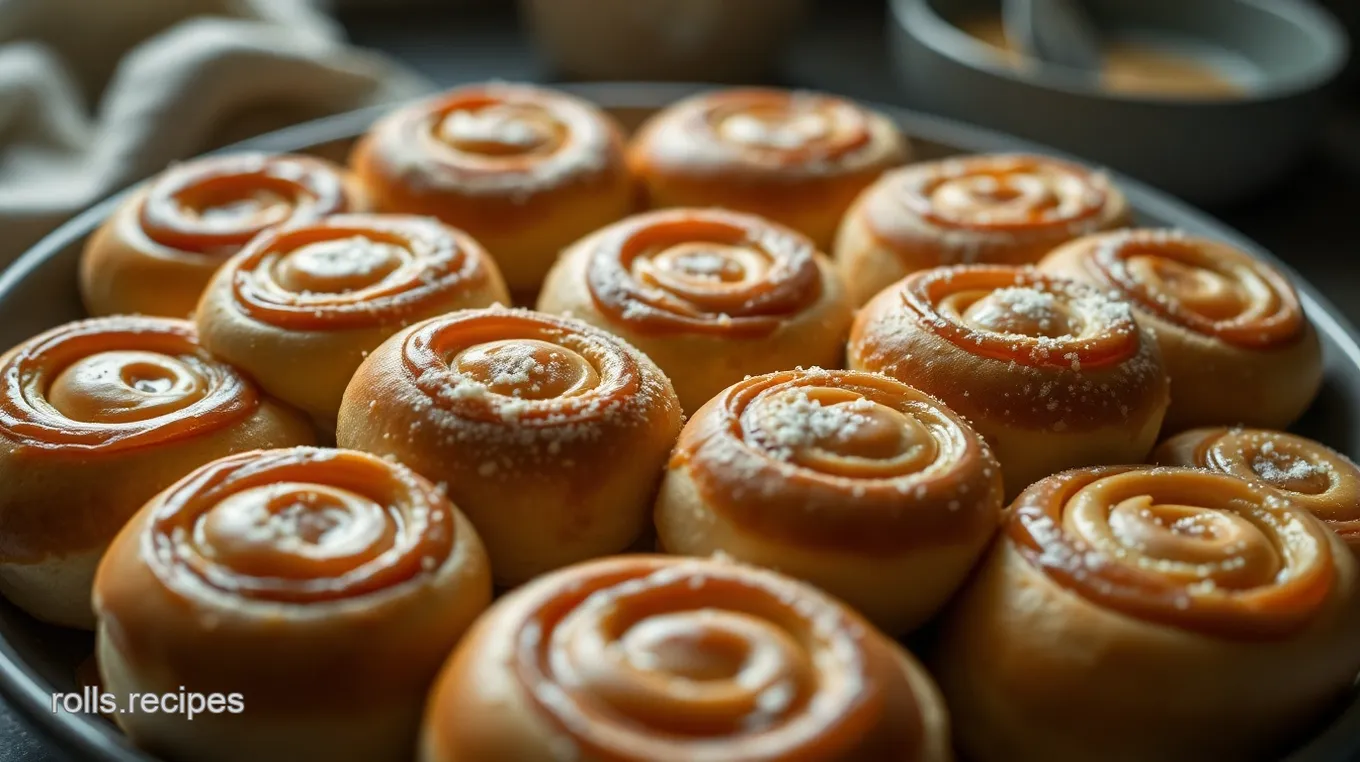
<box><xmin>1</xmin><ymin>82</ymin><xmax>1358</xmax><ymax>762</ymax></box>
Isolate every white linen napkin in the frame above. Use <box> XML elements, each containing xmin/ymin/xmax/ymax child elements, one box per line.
<box><xmin>0</xmin><ymin>0</ymin><xmax>432</xmax><ymax>264</ymax></box>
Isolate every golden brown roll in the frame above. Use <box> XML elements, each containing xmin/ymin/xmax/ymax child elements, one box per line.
<box><xmin>538</xmin><ymin>208</ymin><xmax>854</xmax><ymax>414</ymax></box>
<box><xmin>628</xmin><ymin>87</ymin><xmax>910</xmax><ymax>250</ymax></box>
<box><xmin>195</xmin><ymin>214</ymin><xmax>508</xmax><ymax>432</ymax></box>
<box><xmin>336</xmin><ymin>307</ymin><xmax>683</xmax><ymax>586</ymax></box>
<box><xmin>0</xmin><ymin>317</ymin><xmax>314</xmax><ymax>628</ymax></box>
<box><xmin>349</xmin><ymin>82</ymin><xmax>634</xmax><ymax>295</ymax></box>
<box><xmin>848</xmin><ymin>265</ymin><xmax>1169</xmax><ymax>497</ymax></box>
<box><xmin>834</xmin><ymin>153</ymin><xmax>1131</xmax><ymax>306</ymax></box>
<box><xmin>80</xmin><ymin>153</ymin><xmax>365</xmax><ymax>318</ymax></box>
<box><xmin>1040</xmin><ymin>229</ymin><xmax>1322</xmax><ymax>431</ymax></box>
<box><xmin>420</xmin><ymin>554</ymin><xmax>952</xmax><ymax>762</ymax></box>
<box><xmin>935</xmin><ymin>465</ymin><xmax>1360</xmax><ymax>762</ymax></box>
<box><xmin>1155</xmin><ymin>427</ymin><xmax>1360</xmax><ymax>554</ymax></box>
<box><xmin>93</xmin><ymin>447</ymin><xmax>491</xmax><ymax>762</ymax></box>
<box><xmin>656</xmin><ymin>368</ymin><xmax>1003</xmax><ymax>634</ymax></box>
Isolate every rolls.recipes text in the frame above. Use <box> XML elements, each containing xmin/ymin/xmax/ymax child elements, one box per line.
<box><xmin>52</xmin><ymin>686</ymin><xmax>244</xmax><ymax>720</ymax></box>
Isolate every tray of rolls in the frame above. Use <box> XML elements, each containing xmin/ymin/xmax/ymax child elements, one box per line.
<box><xmin>0</xmin><ymin>81</ymin><xmax>1357</xmax><ymax>762</ymax></box>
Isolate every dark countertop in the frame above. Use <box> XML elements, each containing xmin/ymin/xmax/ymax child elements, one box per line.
<box><xmin>3</xmin><ymin>1</ymin><xmax>1358</xmax><ymax>759</ymax></box>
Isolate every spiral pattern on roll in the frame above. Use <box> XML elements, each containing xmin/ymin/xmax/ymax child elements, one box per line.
<box><xmin>900</xmin><ymin>265</ymin><xmax>1142</xmax><ymax>369</ymax></box>
<box><xmin>671</xmin><ymin>88</ymin><xmax>877</xmax><ymax>169</ymax></box>
<box><xmin>137</xmin><ymin>153</ymin><xmax>352</xmax><ymax>254</ymax></box>
<box><xmin>402</xmin><ymin>308</ymin><xmax>653</xmax><ymax>427</ymax></box>
<box><xmin>1084</xmin><ymin>230</ymin><xmax>1304</xmax><ymax>348</ymax></box>
<box><xmin>1009</xmin><ymin>465</ymin><xmax>1335</xmax><ymax>638</ymax></box>
<box><xmin>0</xmin><ymin>317</ymin><xmax>257</xmax><ymax>452</ymax></box>
<box><xmin>226</xmin><ymin>215</ymin><xmax>496</xmax><ymax>331</ymax></box>
<box><xmin>145</xmin><ymin>448</ymin><xmax>455</xmax><ymax>604</ymax></box>
<box><xmin>873</xmin><ymin>154</ymin><xmax>1116</xmax><ymax>236</ymax></box>
<box><xmin>584</xmin><ymin>209</ymin><xmax>823</xmax><ymax>338</ymax></box>
<box><xmin>677</xmin><ymin>369</ymin><xmax>1001</xmax><ymax>553</ymax></box>
<box><xmin>1156</xmin><ymin>428</ymin><xmax>1360</xmax><ymax>547</ymax></box>
<box><xmin>368</xmin><ymin>83</ymin><xmax>616</xmax><ymax>196</ymax></box>
<box><xmin>506</xmin><ymin>555</ymin><xmax>924</xmax><ymax>761</ymax></box>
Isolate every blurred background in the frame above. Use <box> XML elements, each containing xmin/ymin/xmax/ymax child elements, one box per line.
<box><xmin>0</xmin><ymin>0</ymin><xmax>1356</xmax><ymax>758</ymax></box>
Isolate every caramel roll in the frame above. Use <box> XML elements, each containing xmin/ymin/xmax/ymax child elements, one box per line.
<box><xmin>1156</xmin><ymin>427</ymin><xmax>1360</xmax><ymax>554</ymax></box>
<box><xmin>93</xmin><ymin>447</ymin><xmax>491</xmax><ymax>762</ymax></box>
<box><xmin>420</xmin><ymin>555</ymin><xmax>951</xmax><ymax>762</ymax></box>
<box><xmin>1040</xmin><ymin>229</ymin><xmax>1322</xmax><ymax>431</ymax></box>
<box><xmin>656</xmin><ymin>368</ymin><xmax>1003</xmax><ymax>633</ymax></box>
<box><xmin>0</xmin><ymin>317</ymin><xmax>314</xmax><ymax>628</ymax></box>
<box><xmin>337</xmin><ymin>307</ymin><xmax>682</xmax><ymax>586</ymax></box>
<box><xmin>80</xmin><ymin>153</ymin><xmax>366</xmax><ymax>318</ymax></box>
<box><xmin>196</xmin><ymin>214</ymin><xmax>508</xmax><ymax>432</ymax></box>
<box><xmin>538</xmin><ymin>208</ymin><xmax>853</xmax><ymax>413</ymax></box>
<box><xmin>935</xmin><ymin>465</ymin><xmax>1360</xmax><ymax>762</ymax></box>
<box><xmin>834</xmin><ymin>154</ymin><xmax>1131</xmax><ymax>306</ymax></box>
<box><xmin>350</xmin><ymin>82</ymin><xmax>633</xmax><ymax>295</ymax></box>
<box><xmin>849</xmin><ymin>265</ymin><xmax>1169</xmax><ymax>497</ymax></box>
<box><xmin>628</xmin><ymin>88</ymin><xmax>910</xmax><ymax>249</ymax></box>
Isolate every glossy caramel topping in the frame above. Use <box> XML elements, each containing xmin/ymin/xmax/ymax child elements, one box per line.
<box><xmin>678</xmin><ymin>369</ymin><xmax>1002</xmax><ymax>554</ymax></box>
<box><xmin>1084</xmin><ymin>230</ymin><xmax>1304</xmax><ymax>348</ymax></box>
<box><xmin>1009</xmin><ymin>466</ymin><xmax>1335</xmax><ymax>638</ymax></box>
<box><xmin>901</xmin><ymin>265</ymin><xmax>1141</xmax><ymax>369</ymax></box>
<box><xmin>137</xmin><ymin>153</ymin><xmax>351</xmax><ymax>255</ymax></box>
<box><xmin>228</xmin><ymin>215</ymin><xmax>493</xmax><ymax>331</ymax></box>
<box><xmin>640</xmin><ymin>88</ymin><xmax>896</xmax><ymax>177</ymax></box>
<box><xmin>0</xmin><ymin>317</ymin><xmax>257</xmax><ymax>452</ymax></box>
<box><xmin>508</xmin><ymin>556</ymin><xmax>925</xmax><ymax>761</ymax></box>
<box><xmin>370</xmin><ymin>83</ymin><xmax>618</xmax><ymax>196</ymax></box>
<box><xmin>882</xmin><ymin>154</ymin><xmax>1112</xmax><ymax>234</ymax></box>
<box><xmin>585</xmin><ymin>209</ymin><xmax>823</xmax><ymax>338</ymax></box>
<box><xmin>146</xmin><ymin>448</ymin><xmax>455</xmax><ymax>603</ymax></box>
<box><xmin>402</xmin><ymin>307</ymin><xmax>664</xmax><ymax>431</ymax></box>
<box><xmin>1156</xmin><ymin>428</ymin><xmax>1360</xmax><ymax>547</ymax></box>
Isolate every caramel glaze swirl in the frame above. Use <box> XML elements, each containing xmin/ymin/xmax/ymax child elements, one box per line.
<box><xmin>1063</xmin><ymin>229</ymin><xmax>1304</xmax><ymax>348</ymax></box>
<box><xmin>143</xmin><ymin>448</ymin><xmax>455</xmax><ymax>605</ymax></box>
<box><xmin>853</xmin><ymin>265</ymin><xmax>1166</xmax><ymax>431</ymax></box>
<box><xmin>138</xmin><ymin>153</ymin><xmax>354</xmax><ymax>255</ymax></box>
<box><xmin>584</xmin><ymin>208</ymin><xmax>823</xmax><ymax>338</ymax></box>
<box><xmin>872</xmin><ymin>154</ymin><xmax>1122</xmax><ymax>241</ymax></box>
<box><xmin>339</xmin><ymin>307</ymin><xmax>683</xmax><ymax>585</ymax></box>
<box><xmin>421</xmin><ymin>555</ymin><xmax>950</xmax><ymax>762</ymax></box>
<box><xmin>357</xmin><ymin>83</ymin><xmax>621</xmax><ymax>198</ymax></box>
<box><xmin>1156</xmin><ymin>428</ymin><xmax>1360</xmax><ymax>552</ymax></box>
<box><xmin>400</xmin><ymin>308</ymin><xmax>662</xmax><ymax>431</ymax></box>
<box><xmin>94</xmin><ymin>447</ymin><xmax>490</xmax><ymax>727</ymax></box>
<box><xmin>673</xmin><ymin>369</ymin><xmax>1001</xmax><ymax>554</ymax></box>
<box><xmin>225</xmin><ymin>214</ymin><xmax>501</xmax><ymax>331</ymax></box>
<box><xmin>0</xmin><ymin>317</ymin><xmax>256</xmax><ymax>453</ymax></box>
<box><xmin>643</xmin><ymin>88</ymin><xmax>889</xmax><ymax>175</ymax></box>
<box><xmin>1011</xmin><ymin>466</ymin><xmax>1335</xmax><ymax>639</ymax></box>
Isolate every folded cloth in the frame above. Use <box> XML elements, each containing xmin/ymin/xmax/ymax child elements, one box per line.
<box><xmin>0</xmin><ymin>0</ymin><xmax>432</xmax><ymax>265</ymax></box>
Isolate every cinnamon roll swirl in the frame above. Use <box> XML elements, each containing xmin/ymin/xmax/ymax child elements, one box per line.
<box><xmin>629</xmin><ymin>88</ymin><xmax>910</xmax><ymax>249</ymax></box>
<box><xmin>1156</xmin><ymin>427</ymin><xmax>1360</xmax><ymax>554</ymax></box>
<box><xmin>848</xmin><ymin>265</ymin><xmax>1169</xmax><ymax>497</ymax></box>
<box><xmin>337</xmin><ymin>307</ymin><xmax>683</xmax><ymax>586</ymax></box>
<box><xmin>80</xmin><ymin>153</ymin><xmax>365</xmax><ymax>318</ymax></box>
<box><xmin>196</xmin><ymin>214</ymin><xmax>508</xmax><ymax>431</ymax></box>
<box><xmin>1040</xmin><ymin>229</ymin><xmax>1322</xmax><ymax>431</ymax></box>
<box><xmin>420</xmin><ymin>555</ymin><xmax>951</xmax><ymax>762</ymax></box>
<box><xmin>935</xmin><ymin>466</ymin><xmax>1360</xmax><ymax>762</ymax></box>
<box><xmin>835</xmin><ymin>154</ymin><xmax>1131</xmax><ymax>306</ymax></box>
<box><xmin>0</xmin><ymin>317</ymin><xmax>314</xmax><ymax>628</ymax></box>
<box><xmin>656</xmin><ymin>368</ymin><xmax>1003</xmax><ymax>634</ymax></box>
<box><xmin>350</xmin><ymin>82</ymin><xmax>634</xmax><ymax>295</ymax></box>
<box><xmin>93</xmin><ymin>447</ymin><xmax>492</xmax><ymax>762</ymax></box>
<box><xmin>538</xmin><ymin>208</ymin><xmax>853</xmax><ymax>413</ymax></box>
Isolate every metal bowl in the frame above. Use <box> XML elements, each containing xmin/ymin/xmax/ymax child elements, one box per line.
<box><xmin>2</xmin><ymin>82</ymin><xmax>1360</xmax><ymax>761</ymax></box>
<box><xmin>888</xmin><ymin>0</ymin><xmax>1350</xmax><ymax>206</ymax></box>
